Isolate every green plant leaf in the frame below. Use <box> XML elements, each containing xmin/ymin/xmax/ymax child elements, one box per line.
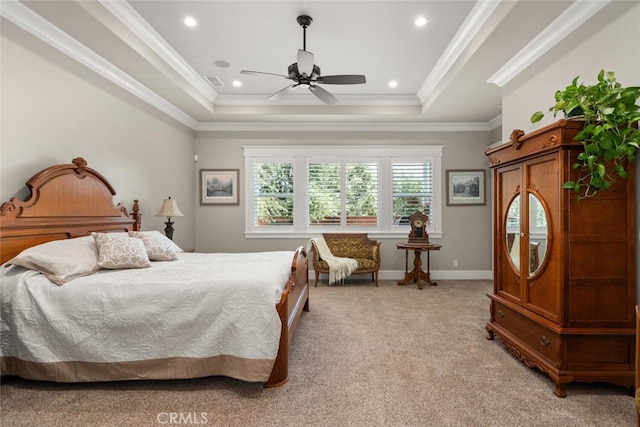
<box><xmin>616</xmin><ymin>166</ymin><xmax>628</xmax><ymax>179</ymax></box>
<box><xmin>585</xmin><ymin>144</ymin><xmax>599</xmax><ymax>154</ymax></box>
<box><xmin>599</xmin><ymin>137</ymin><xmax>612</xmax><ymax>150</ymax></box>
<box><xmin>530</xmin><ymin>111</ymin><xmax>544</xmax><ymax>123</ymax></box>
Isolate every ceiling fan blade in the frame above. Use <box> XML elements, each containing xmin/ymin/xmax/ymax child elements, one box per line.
<box><xmin>308</xmin><ymin>85</ymin><xmax>338</xmax><ymax>105</ymax></box>
<box><xmin>241</xmin><ymin>70</ymin><xmax>290</xmax><ymax>79</ymax></box>
<box><xmin>296</xmin><ymin>49</ymin><xmax>314</xmax><ymax>77</ymax></box>
<box><xmin>316</xmin><ymin>75</ymin><xmax>366</xmax><ymax>85</ymax></box>
<box><xmin>268</xmin><ymin>84</ymin><xmax>297</xmax><ymax>101</ymax></box>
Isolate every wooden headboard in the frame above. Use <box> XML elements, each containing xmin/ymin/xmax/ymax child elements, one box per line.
<box><xmin>0</xmin><ymin>157</ymin><xmax>140</xmax><ymax>264</ymax></box>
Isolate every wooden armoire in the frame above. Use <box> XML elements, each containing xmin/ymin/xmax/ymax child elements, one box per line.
<box><xmin>485</xmin><ymin>119</ymin><xmax>636</xmax><ymax>397</ymax></box>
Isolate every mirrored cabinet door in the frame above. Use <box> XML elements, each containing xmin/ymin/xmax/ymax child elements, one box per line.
<box><xmin>504</xmin><ymin>192</ymin><xmax>550</xmax><ymax>279</ymax></box>
<box><xmin>495</xmin><ymin>165</ymin><xmax>522</xmax><ymax>303</ymax></box>
<box><xmin>527</xmin><ymin>193</ymin><xmax>548</xmax><ymax>277</ymax></box>
<box><xmin>504</xmin><ymin>194</ymin><xmax>521</xmax><ymax>273</ymax></box>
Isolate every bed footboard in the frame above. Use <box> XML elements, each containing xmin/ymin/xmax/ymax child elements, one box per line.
<box><xmin>265</xmin><ymin>247</ymin><xmax>309</xmax><ymax>387</ymax></box>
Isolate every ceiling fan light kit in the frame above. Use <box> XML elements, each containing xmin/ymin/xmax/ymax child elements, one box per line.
<box><xmin>240</xmin><ymin>15</ymin><xmax>366</xmax><ymax>105</ymax></box>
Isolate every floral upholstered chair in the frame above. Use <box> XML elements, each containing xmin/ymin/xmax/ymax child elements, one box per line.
<box><xmin>310</xmin><ymin>233</ymin><xmax>381</xmax><ymax>287</ymax></box>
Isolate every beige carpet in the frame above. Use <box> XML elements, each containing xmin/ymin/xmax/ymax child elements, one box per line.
<box><xmin>1</xmin><ymin>280</ymin><xmax>635</xmax><ymax>426</ymax></box>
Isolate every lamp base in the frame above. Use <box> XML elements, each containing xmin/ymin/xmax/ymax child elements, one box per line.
<box><xmin>164</xmin><ymin>219</ymin><xmax>175</xmax><ymax>240</ymax></box>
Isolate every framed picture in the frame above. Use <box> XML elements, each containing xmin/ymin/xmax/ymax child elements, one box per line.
<box><xmin>200</xmin><ymin>169</ymin><xmax>240</xmax><ymax>205</ymax></box>
<box><xmin>446</xmin><ymin>169</ymin><xmax>486</xmax><ymax>206</ymax></box>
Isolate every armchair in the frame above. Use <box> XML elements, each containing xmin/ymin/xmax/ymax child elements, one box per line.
<box><xmin>310</xmin><ymin>233</ymin><xmax>381</xmax><ymax>287</ymax></box>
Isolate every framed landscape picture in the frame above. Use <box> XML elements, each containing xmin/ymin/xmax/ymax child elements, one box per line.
<box><xmin>200</xmin><ymin>169</ymin><xmax>239</xmax><ymax>205</ymax></box>
<box><xmin>446</xmin><ymin>169</ymin><xmax>486</xmax><ymax>206</ymax></box>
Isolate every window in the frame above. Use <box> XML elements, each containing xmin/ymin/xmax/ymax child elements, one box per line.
<box><xmin>252</xmin><ymin>161</ymin><xmax>294</xmax><ymax>226</ymax></box>
<box><xmin>392</xmin><ymin>162</ymin><xmax>433</xmax><ymax>225</ymax></box>
<box><xmin>244</xmin><ymin>146</ymin><xmax>443</xmax><ymax>238</ymax></box>
<box><xmin>308</xmin><ymin>161</ymin><xmax>379</xmax><ymax>226</ymax></box>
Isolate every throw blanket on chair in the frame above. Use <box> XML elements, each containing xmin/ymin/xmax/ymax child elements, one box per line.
<box><xmin>307</xmin><ymin>237</ymin><xmax>358</xmax><ymax>284</ymax></box>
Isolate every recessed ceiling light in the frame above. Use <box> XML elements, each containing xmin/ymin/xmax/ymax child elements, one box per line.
<box><xmin>388</xmin><ymin>80</ymin><xmax>398</xmax><ymax>88</ymax></box>
<box><xmin>183</xmin><ymin>16</ymin><xmax>197</xmax><ymax>28</ymax></box>
<box><xmin>414</xmin><ymin>16</ymin><xmax>428</xmax><ymax>27</ymax></box>
<box><xmin>232</xmin><ymin>80</ymin><xmax>242</xmax><ymax>87</ymax></box>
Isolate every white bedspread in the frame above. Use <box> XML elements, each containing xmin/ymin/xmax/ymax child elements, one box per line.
<box><xmin>0</xmin><ymin>251</ymin><xmax>293</xmax><ymax>366</ymax></box>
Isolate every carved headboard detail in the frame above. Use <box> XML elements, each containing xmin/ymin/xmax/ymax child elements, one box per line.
<box><xmin>0</xmin><ymin>158</ymin><xmax>140</xmax><ymax>264</ymax></box>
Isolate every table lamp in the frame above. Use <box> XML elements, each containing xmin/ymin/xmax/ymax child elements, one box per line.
<box><xmin>155</xmin><ymin>196</ymin><xmax>183</xmax><ymax>240</ymax></box>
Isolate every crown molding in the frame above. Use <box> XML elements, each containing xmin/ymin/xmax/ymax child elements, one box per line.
<box><xmin>195</xmin><ymin>119</ymin><xmax>493</xmax><ymax>133</ymax></box>
<box><xmin>97</xmin><ymin>0</ymin><xmax>218</xmax><ymax>103</ymax></box>
<box><xmin>487</xmin><ymin>114</ymin><xmax>502</xmax><ymax>130</ymax></box>
<box><xmin>416</xmin><ymin>0</ymin><xmax>502</xmax><ymax>104</ymax></box>
<box><xmin>1</xmin><ymin>0</ymin><xmax>198</xmax><ymax>129</ymax></box>
<box><xmin>487</xmin><ymin>0</ymin><xmax>611</xmax><ymax>87</ymax></box>
<box><xmin>214</xmin><ymin>94</ymin><xmax>421</xmax><ymax>106</ymax></box>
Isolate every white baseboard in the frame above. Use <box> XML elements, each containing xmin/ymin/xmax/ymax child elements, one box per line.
<box><xmin>309</xmin><ymin>269</ymin><xmax>493</xmax><ymax>281</ymax></box>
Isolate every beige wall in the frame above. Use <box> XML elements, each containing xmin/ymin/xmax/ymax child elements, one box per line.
<box><xmin>194</xmin><ymin>131</ymin><xmax>494</xmax><ymax>276</ymax></box>
<box><xmin>1</xmin><ymin>20</ymin><xmax>196</xmax><ymax>250</ymax></box>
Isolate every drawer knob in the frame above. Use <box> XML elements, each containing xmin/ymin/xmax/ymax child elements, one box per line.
<box><xmin>497</xmin><ymin>310</ymin><xmax>504</xmax><ymax>318</ymax></box>
<box><xmin>539</xmin><ymin>336</ymin><xmax>550</xmax><ymax>346</ymax></box>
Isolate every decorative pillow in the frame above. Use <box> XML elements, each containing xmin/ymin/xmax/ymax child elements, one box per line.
<box><xmin>92</xmin><ymin>232</ymin><xmax>151</xmax><ymax>269</ymax></box>
<box><xmin>128</xmin><ymin>230</ymin><xmax>178</xmax><ymax>261</ymax></box>
<box><xmin>7</xmin><ymin>236</ymin><xmax>100</xmax><ymax>285</ymax></box>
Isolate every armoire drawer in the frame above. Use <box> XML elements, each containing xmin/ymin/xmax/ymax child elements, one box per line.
<box><xmin>493</xmin><ymin>301</ymin><xmax>560</xmax><ymax>365</ymax></box>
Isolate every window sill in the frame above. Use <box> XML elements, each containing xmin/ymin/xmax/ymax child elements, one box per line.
<box><xmin>244</xmin><ymin>231</ymin><xmax>443</xmax><ymax>240</ymax></box>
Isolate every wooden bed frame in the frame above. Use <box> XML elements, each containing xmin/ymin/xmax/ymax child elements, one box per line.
<box><xmin>0</xmin><ymin>157</ymin><xmax>309</xmax><ymax>388</ymax></box>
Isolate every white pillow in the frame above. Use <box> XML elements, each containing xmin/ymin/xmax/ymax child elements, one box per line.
<box><xmin>128</xmin><ymin>230</ymin><xmax>179</xmax><ymax>261</ymax></box>
<box><xmin>92</xmin><ymin>232</ymin><xmax>151</xmax><ymax>269</ymax></box>
<box><xmin>7</xmin><ymin>236</ymin><xmax>100</xmax><ymax>285</ymax></box>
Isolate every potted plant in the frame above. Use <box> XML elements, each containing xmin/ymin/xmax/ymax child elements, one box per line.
<box><xmin>530</xmin><ymin>70</ymin><xmax>640</xmax><ymax>199</ymax></box>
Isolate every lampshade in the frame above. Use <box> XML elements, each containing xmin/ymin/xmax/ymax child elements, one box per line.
<box><xmin>155</xmin><ymin>197</ymin><xmax>184</xmax><ymax>217</ymax></box>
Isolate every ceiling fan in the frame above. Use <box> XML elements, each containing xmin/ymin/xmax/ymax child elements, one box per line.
<box><xmin>240</xmin><ymin>15</ymin><xmax>366</xmax><ymax>105</ymax></box>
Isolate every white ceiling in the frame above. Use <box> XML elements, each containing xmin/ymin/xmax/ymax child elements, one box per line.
<box><xmin>5</xmin><ymin>0</ymin><xmax>610</xmax><ymax>130</ymax></box>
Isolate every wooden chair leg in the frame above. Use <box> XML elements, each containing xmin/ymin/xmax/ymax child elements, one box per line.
<box><xmin>374</xmin><ymin>271</ymin><xmax>379</xmax><ymax>287</ymax></box>
<box><xmin>314</xmin><ymin>270</ymin><xmax>319</xmax><ymax>287</ymax></box>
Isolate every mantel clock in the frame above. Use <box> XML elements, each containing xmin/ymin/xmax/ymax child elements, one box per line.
<box><xmin>408</xmin><ymin>211</ymin><xmax>429</xmax><ymax>243</ymax></box>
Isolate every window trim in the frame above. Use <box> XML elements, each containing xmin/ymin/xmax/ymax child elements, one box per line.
<box><xmin>243</xmin><ymin>145</ymin><xmax>443</xmax><ymax>239</ymax></box>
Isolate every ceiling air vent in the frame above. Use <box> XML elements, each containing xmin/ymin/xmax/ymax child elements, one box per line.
<box><xmin>204</xmin><ymin>76</ymin><xmax>225</xmax><ymax>88</ymax></box>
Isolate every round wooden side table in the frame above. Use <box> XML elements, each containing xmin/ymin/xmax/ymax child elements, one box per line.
<box><xmin>396</xmin><ymin>243</ymin><xmax>441</xmax><ymax>290</ymax></box>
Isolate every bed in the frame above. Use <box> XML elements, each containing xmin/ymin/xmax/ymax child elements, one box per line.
<box><xmin>0</xmin><ymin>157</ymin><xmax>309</xmax><ymax>388</ymax></box>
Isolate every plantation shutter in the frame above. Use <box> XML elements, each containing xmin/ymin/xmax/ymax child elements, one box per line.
<box><xmin>244</xmin><ymin>145</ymin><xmax>443</xmax><ymax>236</ymax></box>
<box><xmin>307</xmin><ymin>162</ymin><xmax>341</xmax><ymax>226</ymax></box>
<box><xmin>345</xmin><ymin>162</ymin><xmax>379</xmax><ymax>226</ymax></box>
<box><xmin>392</xmin><ymin>162</ymin><xmax>433</xmax><ymax>224</ymax></box>
<box><xmin>253</xmin><ymin>162</ymin><xmax>294</xmax><ymax>226</ymax></box>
